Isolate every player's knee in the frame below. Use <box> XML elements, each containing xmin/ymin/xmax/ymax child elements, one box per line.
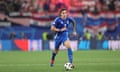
<box><xmin>55</xmin><ymin>49</ymin><xmax>59</xmax><ymax>54</ymax></box>
<box><xmin>64</xmin><ymin>41</ymin><xmax>71</xmax><ymax>48</ymax></box>
<box><xmin>55</xmin><ymin>51</ymin><xmax>59</xmax><ymax>55</ymax></box>
<box><xmin>66</xmin><ymin>45</ymin><xmax>71</xmax><ymax>48</ymax></box>
<box><xmin>65</xmin><ymin>43</ymin><xmax>71</xmax><ymax>48</ymax></box>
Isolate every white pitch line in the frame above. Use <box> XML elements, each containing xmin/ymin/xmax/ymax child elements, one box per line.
<box><xmin>0</xmin><ymin>62</ymin><xmax>120</xmax><ymax>67</ymax></box>
<box><xmin>0</xmin><ymin>64</ymin><xmax>49</xmax><ymax>67</ymax></box>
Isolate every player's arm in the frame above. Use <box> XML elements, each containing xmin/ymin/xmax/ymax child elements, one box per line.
<box><xmin>51</xmin><ymin>17</ymin><xmax>67</xmax><ymax>32</ymax></box>
<box><xmin>71</xmin><ymin>17</ymin><xmax>77</xmax><ymax>35</ymax></box>
<box><xmin>51</xmin><ymin>18</ymin><xmax>61</xmax><ymax>32</ymax></box>
<box><xmin>51</xmin><ymin>25</ymin><xmax>67</xmax><ymax>32</ymax></box>
<box><xmin>72</xmin><ymin>20</ymin><xmax>76</xmax><ymax>32</ymax></box>
<box><xmin>51</xmin><ymin>25</ymin><xmax>60</xmax><ymax>32</ymax></box>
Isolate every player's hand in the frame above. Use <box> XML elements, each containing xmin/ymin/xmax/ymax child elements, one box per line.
<box><xmin>72</xmin><ymin>31</ymin><xmax>77</xmax><ymax>36</ymax></box>
<box><xmin>60</xmin><ymin>27</ymin><xmax>67</xmax><ymax>32</ymax></box>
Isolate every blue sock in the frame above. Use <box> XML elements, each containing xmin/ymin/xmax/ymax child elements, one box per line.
<box><xmin>68</xmin><ymin>48</ymin><xmax>73</xmax><ymax>63</ymax></box>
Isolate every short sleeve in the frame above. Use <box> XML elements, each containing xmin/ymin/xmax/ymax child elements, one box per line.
<box><xmin>52</xmin><ymin>17</ymin><xmax>59</xmax><ymax>27</ymax></box>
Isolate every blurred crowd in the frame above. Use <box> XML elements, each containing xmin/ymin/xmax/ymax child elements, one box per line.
<box><xmin>0</xmin><ymin>0</ymin><xmax>120</xmax><ymax>15</ymax></box>
<box><xmin>0</xmin><ymin>0</ymin><xmax>34</xmax><ymax>14</ymax></box>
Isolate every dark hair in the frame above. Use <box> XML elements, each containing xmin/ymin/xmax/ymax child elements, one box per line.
<box><xmin>59</xmin><ymin>8</ymin><xmax>67</xmax><ymax>16</ymax></box>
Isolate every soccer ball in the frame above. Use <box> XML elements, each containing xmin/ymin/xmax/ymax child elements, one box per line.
<box><xmin>64</xmin><ymin>62</ymin><xmax>73</xmax><ymax>71</ymax></box>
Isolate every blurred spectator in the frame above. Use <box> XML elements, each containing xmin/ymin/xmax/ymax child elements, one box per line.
<box><xmin>5</xmin><ymin>0</ymin><xmax>14</xmax><ymax>12</ymax></box>
<box><xmin>90</xmin><ymin>5</ymin><xmax>99</xmax><ymax>14</ymax></box>
<box><xmin>43</xmin><ymin>0</ymin><xmax>50</xmax><ymax>12</ymax></box>
<box><xmin>21</xmin><ymin>0</ymin><xmax>32</xmax><ymax>12</ymax></box>
<box><xmin>54</xmin><ymin>0</ymin><xmax>67</xmax><ymax>12</ymax></box>
<box><xmin>96</xmin><ymin>31</ymin><xmax>104</xmax><ymax>49</ymax></box>
<box><xmin>1</xmin><ymin>0</ymin><xmax>119</xmax><ymax>16</ymax></box>
<box><xmin>84</xmin><ymin>30</ymin><xmax>91</xmax><ymax>40</ymax></box>
<box><xmin>21</xmin><ymin>32</ymin><xmax>27</xmax><ymax>39</ymax></box>
<box><xmin>0</xmin><ymin>0</ymin><xmax>9</xmax><ymax>14</ymax></box>
<box><xmin>34</xmin><ymin>0</ymin><xmax>44</xmax><ymax>12</ymax></box>
<box><xmin>13</xmin><ymin>0</ymin><xmax>22</xmax><ymax>12</ymax></box>
<box><xmin>42</xmin><ymin>0</ymin><xmax>51</xmax><ymax>16</ymax></box>
<box><xmin>107</xmin><ymin>0</ymin><xmax>115</xmax><ymax>11</ymax></box>
<box><xmin>114</xmin><ymin>0</ymin><xmax>120</xmax><ymax>11</ymax></box>
<box><xmin>96</xmin><ymin>32</ymin><xmax>104</xmax><ymax>40</ymax></box>
<box><xmin>78</xmin><ymin>34</ymin><xmax>83</xmax><ymax>40</ymax></box>
<box><xmin>116</xmin><ymin>34</ymin><xmax>120</xmax><ymax>40</ymax></box>
<box><xmin>47</xmin><ymin>32</ymin><xmax>54</xmax><ymax>40</ymax></box>
<box><xmin>42</xmin><ymin>32</ymin><xmax>48</xmax><ymax>41</ymax></box>
<box><xmin>9</xmin><ymin>32</ymin><xmax>16</xmax><ymax>39</ymax></box>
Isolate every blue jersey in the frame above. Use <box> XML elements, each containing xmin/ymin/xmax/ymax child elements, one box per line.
<box><xmin>52</xmin><ymin>16</ymin><xmax>74</xmax><ymax>39</ymax></box>
<box><xmin>52</xmin><ymin>16</ymin><xmax>74</xmax><ymax>48</ymax></box>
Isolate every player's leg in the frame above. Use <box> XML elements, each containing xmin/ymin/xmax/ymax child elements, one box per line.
<box><xmin>64</xmin><ymin>40</ymin><xmax>73</xmax><ymax>63</ymax></box>
<box><xmin>64</xmin><ymin>40</ymin><xmax>74</xmax><ymax>68</ymax></box>
<box><xmin>50</xmin><ymin>40</ymin><xmax>61</xmax><ymax>67</ymax></box>
<box><xmin>50</xmin><ymin>48</ymin><xmax>59</xmax><ymax>67</ymax></box>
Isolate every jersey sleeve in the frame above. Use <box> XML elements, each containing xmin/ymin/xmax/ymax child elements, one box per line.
<box><xmin>52</xmin><ymin>17</ymin><xmax>59</xmax><ymax>27</ymax></box>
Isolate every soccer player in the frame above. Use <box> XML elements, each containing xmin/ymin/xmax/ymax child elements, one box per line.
<box><xmin>50</xmin><ymin>8</ymin><xmax>77</xmax><ymax>67</ymax></box>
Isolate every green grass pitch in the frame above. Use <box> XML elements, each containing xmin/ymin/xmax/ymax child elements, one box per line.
<box><xmin>0</xmin><ymin>50</ymin><xmax>120</xmax><ymax>72</ymax></box>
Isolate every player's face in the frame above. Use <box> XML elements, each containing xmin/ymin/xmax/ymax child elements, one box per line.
<box><xmin>60</xmin><ymin>10</ymin><xmax>67</xmax><ymax>19</ymax></box>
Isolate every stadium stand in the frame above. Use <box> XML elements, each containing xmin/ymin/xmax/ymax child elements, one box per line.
<box><xmin>0</xmin><ymin>0</ymin><xmax>120</xmax><ymax>40</ymax></box>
